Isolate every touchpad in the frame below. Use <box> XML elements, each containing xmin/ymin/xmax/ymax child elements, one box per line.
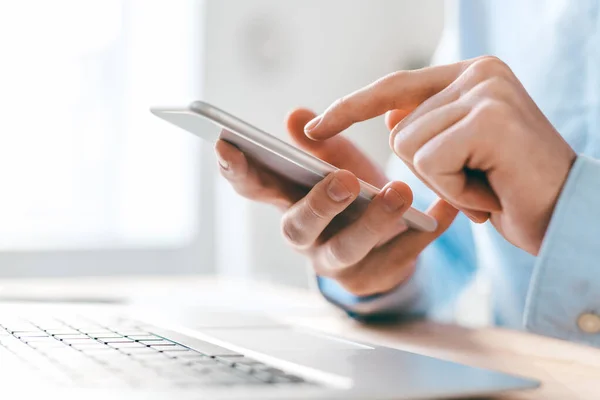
<box><xmin>202</xmin><ymin>327</ymin><xmax>373</xmax><ymax>352</ymax></box>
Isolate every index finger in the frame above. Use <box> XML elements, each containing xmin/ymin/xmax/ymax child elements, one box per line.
<box><xmin>305</xmin><ymin>59</ymin><xmax>474</xmax><ymax>141</ymax></box>
<box><xmin>286</xmin><ymin>108</ymin><xmax>388</xmax><ymax>187</ymax></box>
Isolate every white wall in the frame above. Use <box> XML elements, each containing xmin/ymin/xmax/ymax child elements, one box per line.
<box><xmin>204</xmin><ymin>0</ymin><xmax>445</xmax><ymax>287</ymax></box>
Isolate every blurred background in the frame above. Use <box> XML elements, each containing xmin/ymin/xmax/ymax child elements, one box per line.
<box><xmin>1</xmin><ymin>0</ymin><xmax>464</xmax><ymax>297</ymax></box>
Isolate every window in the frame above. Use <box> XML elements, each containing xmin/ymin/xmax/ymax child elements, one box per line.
<box><xmin>0</xmin><ymin>0</ymin><xmax>212</xmax><ymax>275</ymax></box>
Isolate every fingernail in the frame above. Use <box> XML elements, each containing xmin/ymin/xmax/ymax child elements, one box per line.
<box><xmin>304</xmin><ymin>115</ymin><xmax>323</xmax><ymax>133</ymax></box>
<box><xmin>463</xmin><ymin>211</ymin><xmax>481</xmax><ymax>223</ymax></box>
<box><xmin>382</xmin><ymin>187</ymin><xmax>405</xmax><ymax>213</ymax></box>
<box><xmin>327</xmin><ymin>176</ymin><xmax>352</xmax><ymax>202</ymax></box>
<box><xmin>216</xmin><ymin>153</ymin><xmax>229</xmax><ymax>171</ymax></box>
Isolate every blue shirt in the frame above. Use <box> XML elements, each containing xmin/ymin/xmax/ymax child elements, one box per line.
<box><xmin>318</xmin><ymin>0</ymin><xmax>600</xmax><ymax>348</ymax></box>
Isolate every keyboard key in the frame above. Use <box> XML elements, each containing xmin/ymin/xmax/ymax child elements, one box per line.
<box><xmin>119</xmin><ymin>347</ymin><xmax>160</xmax><ymax>355</ymax></box>
<box><xmin>109</xmin><ymin>342</ymin><xmax>148</xmax><ymax>349</ymax></box>
<box><xmin>78</xmin><ymin>348</ymin><xmax>114</xmax><ymax>354</ymax></box>
<box><xmin>157</xmin><ymin>346</ymin><xmax>191</xmax><ymax>353</ymax></box>
<box><xmin>90</xmin><ymin>333</ymin><xmax>122</xmax><ymax>339</ymax></box>
<box><xmin>14</xmin><ymin>331</ymin><xmax>49</xmax><ymax>338</ymax></box>
<box><xmin>141</xmin><ymin>341</ymin><xmax>176</xmax><ymax>347</ymax></box>
<box><xmin>61</xmin><ymin>338</ymin><xmax>99</xmax><ymax>346</ymax></box>
<box><xmin>42</xmin><ymin>346</ymin><xmax>82</xmax><ymax>355</ymax></box>
<box><xmin>90</xmin><ymin>352</ymin><xmax>132</xmax><ymax>360</ymax></box>
<box><xmin>97</xmin><ymin>338</ymin><xmax>134</xmax><ymax>343</ymax></box>
<box><xmin>173</xmin><ymin>353</ymin><xmax>214</xmax><ymax>360</ymax></box>
<box><xmin>45</xmin><ymin>329</ymin><xmax>81</xmax><ymax>335</ymax></box>
<box><xmin>129</xmin><ymin>351</ymin><xmax>169</xmax><ymax>358</ymax></box>
<box><xmin>115</xmin><ymin>330</ymin><xmax>150</xmax><ymax>336</ymax></box>
<box><xmin>23</xmin><ymin>336</ymin><xmax>57</xmax><ymax>342</ymax></box>
<box><xmin>71</xmin><ymin>343</ymin><xmax>110</xmax><ymax>350</ymax></box>
<box><xmin>78</xmin><ymin>329</ymin><xmax>115</xmax><ymax>335</ymax></box>
<box><xmin>127</xmin><ymin>335</ymin><xmax>164</xmax><ymax>341</ymax></box>
<box><xmin>27</xmin><ymin>341</ymin><xmax>65</xmax><ymax>349</ymax></box>
<box><xmin>55</xmin><ymin>334</ymin><xmax>90</xmax><ymax>340</ymax></box>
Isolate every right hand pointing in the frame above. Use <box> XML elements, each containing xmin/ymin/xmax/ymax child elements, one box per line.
<box><xmin>215</xmin><ymin>108</ymin><xmax>458</xmax><ymax>296</ymax></box>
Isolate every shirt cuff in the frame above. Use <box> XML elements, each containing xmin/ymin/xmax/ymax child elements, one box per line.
<box><xmin>524</xmin><ymin>155</ymin><xmax>600</xmax><ymax>347</ymax></box>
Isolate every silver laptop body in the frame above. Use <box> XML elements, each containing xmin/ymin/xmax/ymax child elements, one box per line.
<box><xmin>0</xmin><ymin>302</ymin><xmax>539</xmax><ymax>399</ymax></box>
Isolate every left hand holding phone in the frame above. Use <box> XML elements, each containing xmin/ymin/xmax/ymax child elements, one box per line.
<box><xmin>215</xmin><ymin>108</ymin><xmax>457</xmax><ymax>297</ymax></box>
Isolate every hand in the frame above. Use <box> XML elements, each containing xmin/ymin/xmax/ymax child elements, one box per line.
<box><xmin>215</xmin><ymin>108</ymin><xmax>457</xmax><ymax>296</ymax></box>
<box><xmin>304</xmin><ymin>56</ymin><xmax>576</xmax><ymax>255</ymax></box>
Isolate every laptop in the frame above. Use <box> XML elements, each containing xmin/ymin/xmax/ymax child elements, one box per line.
<box><xmin>0</xmin><ymin>302</ymin><xmax>539</xmax><ymax>399</ymax></box>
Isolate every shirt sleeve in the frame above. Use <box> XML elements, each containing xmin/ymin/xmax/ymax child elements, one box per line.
<box><xmin>524</xmin><ymin>154</ymin><xmax>600</xmax><ymax>347</ymax></box>
<box><xmin>317</xmin><ymin>156</ymin><xmax>478</xmax><ymax>320</ymax></box>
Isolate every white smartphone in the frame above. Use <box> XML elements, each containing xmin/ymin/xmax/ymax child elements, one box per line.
<box><xmin>150</xmin><ymin>101</ymin><xmax>437</xmax><ymax>232</ymax></box>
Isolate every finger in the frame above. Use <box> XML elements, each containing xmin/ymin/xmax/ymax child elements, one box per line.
<box><xmin>281</xmin><ymin>170</ymin><xmax>360</xmax><ymax>249</ymax></box>
<box><xmin>286</xmin><ymin>108</ymin><xmax>388</xmax><ymax>187</ymax></box>
<box><xmin>391</xmin><ymin>101</ymin><xmax>470</xmax><ymax>165</ymax></box>
<box><xmin>412</xmin><ymin>115</ymin><xmax>502</xmax><ymax>213</ymax></box>
<box><xmin>387</xmin><ymin>63</ymin><xmax>502</xmax><ymax>143</ymax></box>
<box><xmin>383</xmin><ymin>198</ymin><xmax>459</xmax><ymax>261</ymax></box>
<box><xmin>328</xmin><ymin>199</ymin><xmax>457</xmax><ymax>296</ymax></box>
<box><xmin>286</xmin><ymin>107</ymin><xmax>321</xmax><ymax>150</ymax></box>
<box><xmin>390</xmin><ymin>96</ymin><xmax>501</xmax><ymax>214</ymax></box>
<box><xmin>384</xmin><ymin>109</ymin><xmax>411</xmax><ymax>131</ymax></box>
<box><xmin>215</xmin><ymin>140</ymin><xmax>304</xmax><ymax>209</ymax></box>
<box><xmin>385</xmin><ymin>103</ymin><xmax>491</xmax><ymax>220</ymax></box>
<box><xmin>305</xmin><ymin>60</ymin><xmax>476</xmax><ymax>140</ymax></box>
<box><xmin>313</xmin><ymin>181</ymin><xmax>413</xmax><ymax>271</ymax></box>
<box><xmin>368</xmin><ymin>199</ymin><xmax>458</xmax><ymax>267</ymax></box>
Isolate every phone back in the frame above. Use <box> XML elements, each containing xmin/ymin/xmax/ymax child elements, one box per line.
<box><xmin>150</xmin><ymin>102</ymin><xmax>437</xmax><ymax>232</ymax></box>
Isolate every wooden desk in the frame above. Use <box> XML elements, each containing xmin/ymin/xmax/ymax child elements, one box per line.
<box><xmin>1</xmin><ymin>275</ymin><xmax>598</xmax><ymax>399</ymax></box>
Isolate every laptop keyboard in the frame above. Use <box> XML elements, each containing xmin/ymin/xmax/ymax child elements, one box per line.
<box><xmin>0</xmin><ymin>316</ymin><xmax>312</xmax><ymax>389</ymax></box>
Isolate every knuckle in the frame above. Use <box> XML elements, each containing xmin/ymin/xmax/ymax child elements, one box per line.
<box><xmin>473</xmin><ymin>55</ymin><xmax>508</xmax><ymax>73</ymax></box>
<box><xmin>360</xmin><ymin>214</ymin><xmax>382</xmax><ymax>238</ymax></box>
<box><xmin>478</xmin><ymin>76</ymin><xmax>506</xmax><ymax>93</ymax></box>
<box><xmin>472</xmin><ymin>98</ymin><xmax>510</xmax><ymax>122</ymax></box>
<box><xmin>330</xmin><ymin>96</ymin><xmax>360</xmax><ymax>125</ymax></box>
<box><xmin>413</xmin><ymin>148</ymin><xmax>437</xmax><ymax>176</ymax></box>
<box><xmin>470</xmin><ymin>76</ymin><xmax>515</xmax><ymax>104</ymax></box>
<box><xmin>326</xmin><ymin>238</ymin><xmax>353</xmax><ymax>269</ymax></box>
<box><xmin>475</xmin><ymin>100</ymin><xmax>521</xmax><ymax>139</ymax></box>
<box><xmin>305</xmin><ymin>195</ymin><xmax>332</xmax><ymax>221</ymax></box>
<box><xmin>467</xmin><ymin>56</ymin><xmax>510</xmax><ymax>82</ymax></box>
<box><xmin>380</xmin><ymin>70</ymin><xmax>407</xmax><ymax>86</ymax></box>
<box><xmin>331</xmin><ymin>96</ymin><xmax>351</xmax><ymax>115</ymax></box>
<box><xmin>280</xmin><ymin>214</ymin><xmax>308</xmax><ymax>247</ymax></box>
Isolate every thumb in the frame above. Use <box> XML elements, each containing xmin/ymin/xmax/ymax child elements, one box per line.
<box><xmin>387</xmin><ymin>198</ymin><xmax>459</xmax><ymax>260</ymax></box>
<box><xmin>385</xmin><ymin>109</ymin><xmax>412</xmax><ymax>131</ymax></box>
